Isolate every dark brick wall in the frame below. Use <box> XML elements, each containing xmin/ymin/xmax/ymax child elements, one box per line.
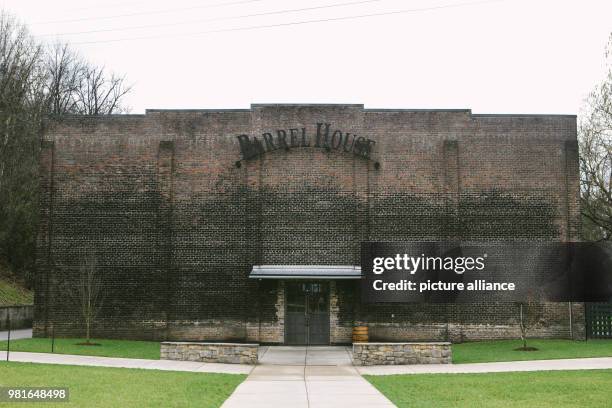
<box><xmin>34</xmin><ymin>105</ymin><xmax>583</xmax><ymax>342</ymax></box>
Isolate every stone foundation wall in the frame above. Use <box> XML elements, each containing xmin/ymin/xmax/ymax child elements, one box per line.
<box><xmin>160</xmin><ymin>342</ymin><xmax>258</xmax><ymax>364</ymax></box>
<box><xmin>353</xmin><ymin>342</ymin><xmax>451</xmax><ymax>365</ymax></box>
<box><xmin>330</xmin><ymin>281</ymin><xmax>353</xmax><ymax>344</ymax></box>
<box><xmin>0</xmin><ymin>306</ymin><xmax>33</xmax><ymax>330</ymax></box>
<box><xmin>360</xmin><ymin>302</ymin><xmax>586</xmax><ymax>343</ymax></box>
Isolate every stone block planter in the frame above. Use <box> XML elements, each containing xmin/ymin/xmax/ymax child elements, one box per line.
<box><xmin>353</xmin><ymin>342</ymin><xmax>451</xmax><ymax>365</ymax></box>
<box><xmin>161</xmin><ymin>342</ymin><xmax>258</xmax><ymax>365</ymax></box>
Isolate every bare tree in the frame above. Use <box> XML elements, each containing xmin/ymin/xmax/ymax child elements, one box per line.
<box><xmin>0</xmin><ymin>9</ymin><xmax>133</xmax><ymax>285</ymax></box>
<box><xmin>0</xmin><ymin>12</ymin><xmax>42</xmax><ymax>191</ymax></box>
<box><xmin>517</xmin><ymin>291</ymin><xmax>543</xmax><ymax>351</ymax></box>
<box><xmin>67</xmin><ymin>253</ymin><xmax>104</xmax><ymax>344</ymax></box>
<box><xmin>0</xmin><ymin>12</ymin><xmax>45</xmax><ymax>281</ymax></box>
<box><xmin>518</xmin><ymin>303</ymin><xmax>529</xmax><ymax>349</ymax></box>
<box><xmin>74</xmin><ymin>65</ymin><xmax>131</xmax><ymax>115</ymax></box>
<box><xmin>44</xmin><ymin>42</ymin><xmax>83</xmax><ymax>115</ymax></box>
<box><xmin>580</xmin><ymin>33</ymin><xmax>612</xmax><ymax>241</ymax></box>
<box><xmin>43</xmin><ymin>42</ymin><xmax>132</xmax><ymax>116</ymax></box>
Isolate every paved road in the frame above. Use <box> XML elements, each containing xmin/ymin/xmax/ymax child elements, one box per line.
<box><xmin>0</xmin><ymin>328</ymin><xmax>32</xmax><ymax>341</ymax></box>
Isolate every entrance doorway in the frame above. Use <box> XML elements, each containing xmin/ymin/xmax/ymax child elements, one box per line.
<box><xmin>285</xmin><ymin>282</ymin><xmax>330</xmax><ymax>345</ymax></box>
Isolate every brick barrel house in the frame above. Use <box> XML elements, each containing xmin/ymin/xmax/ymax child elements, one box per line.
<box><xmin>34</xmin><ymin>104</ymin><xmax>584</xmax><ymax>344</ymax></box>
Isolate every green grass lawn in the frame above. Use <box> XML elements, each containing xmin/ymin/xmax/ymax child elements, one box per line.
<box><xmin>0</xmin><ymin>338</ymin><xmax>160</xmax><ymax>360</ymax></box>
<box><xmin>452</xmin><ymin>339</ymin><xmax>612</xmax><ymax>364</ymax></box>
<box><xmin>0</xmin><ymin>362</ymin><xmax>245</xmax><ymax>408</ymax></box>
<box><xmin>366</xmin><ymin>369</ymin><xmax>612</xmax><ymax>408</ymax></box>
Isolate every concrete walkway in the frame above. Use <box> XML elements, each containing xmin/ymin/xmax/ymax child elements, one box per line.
<box><xmin>2</xmin><ymin>343</ymin><xmax>612</xmax><ymax>407</ymax></box>
<box><xmin>0</xmin><ymin>346</ymin><xmax>395</xmax><ymax>407</ymax></box>
<box><xmin>2</xmin><ymin>346</ymin><xmax>611</xmax><ymax>377</ymax></box>
<box><xmin>222</xmin><ymin>346</ymin><xmax>395</xmax><ymax>408</ymax></box>
<box><xmin>0</xmin><ymin>328</ymin><xmax>32</xmax><ymax>341</ymax></box>
<box><xmin>0</xmin><ymin>350</ymin><xmax>252</xmax><ymax>374</ymax></box>
<box><xmin>358</xmin><ymin>356</ymin><xmax>612</xmax><ymax>375</ymax></box>
<box><xmin>258</xmin><ymin>345</ymin><xmax>354</xmax><ymax>366</ymax></box>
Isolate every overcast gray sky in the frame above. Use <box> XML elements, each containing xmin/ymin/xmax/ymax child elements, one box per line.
<box><xmin>1</xmin><ymin>0</ymin><xmax>611</xmax><ymax>114</ymax></box>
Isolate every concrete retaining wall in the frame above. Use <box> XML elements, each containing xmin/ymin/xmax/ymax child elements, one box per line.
<box><xmin>0</xmin><ymin>305</ymin><xmax>33</xmax><ymax>330</ymax></box>
<box><xmin>160</xmin><ymin>342</ymin><xmax>258</xmax><ymax>364</ymax></box>
<box><xmin>353</xmin><ymin>342</ymin><xmax>452</xmax><ymax>365</ymax></box>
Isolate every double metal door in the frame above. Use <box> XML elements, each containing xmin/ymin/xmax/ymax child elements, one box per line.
<box><xmin>285</xmin><ymin>282</ymin><xmax>330</xmax><ymax>345</ymax></box>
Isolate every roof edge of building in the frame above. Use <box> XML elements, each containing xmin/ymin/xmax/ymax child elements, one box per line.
<box><xmin>472</xmin><ymin>113</ymin><xmax>577</xmax><ymax>118</ymax></box>
<box><xmin>42</xmin><ymin>106</ymin><xmax>578</xmax><ymax>120</ymax></box>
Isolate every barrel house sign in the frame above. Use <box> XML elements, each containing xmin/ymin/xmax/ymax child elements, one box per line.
<box><xmin>34</xmin><ymin>104</ymin><xmax>583</xmax><ymax>344</ymax></box>
<box><xmin>235</xmin><ymin>122</ymin><xmax>379</xmax><ymax>167</ymax></box>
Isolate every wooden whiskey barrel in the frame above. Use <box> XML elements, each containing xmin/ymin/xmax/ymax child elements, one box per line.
<box><xmin>352</xmin><ymin>326</ymin><xmax>369</xmax><ymax>343</ymax></box>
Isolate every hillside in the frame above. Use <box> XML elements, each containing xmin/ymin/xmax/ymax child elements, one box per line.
<box><xmin>0</xmin><ymin>278</ymin><xmax>33</xmax><ymax>306</ymax></box>
<box><xmin>0</xmin><ymin>264</ymin><xmax>33</xmax><ymax>306</ymax></box>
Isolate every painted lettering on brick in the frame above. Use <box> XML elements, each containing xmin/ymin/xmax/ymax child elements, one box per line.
<box><xmin>235</xmin><ymin>123</ymin><xmax>376</xmax><ymax>162</ymax></box>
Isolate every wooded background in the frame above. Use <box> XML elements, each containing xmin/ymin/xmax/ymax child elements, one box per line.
<box><xmin>0</xmin><ymin>11</ymin><xmax>131</xmax><ymax>286</ymax></box>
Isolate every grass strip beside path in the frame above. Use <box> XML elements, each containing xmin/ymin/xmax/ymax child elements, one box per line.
<box><xmin>452</xmin><ymin>339</ymin><xmax>612</xmax><ymax>364</ymax></box>
<box><xmin>3</xmin><ymin>338</ymin><xmax>612</xmax><ymax>363</ymax></box>
<box><xmin>0</xmin><ymin>362</ymin><xmax>245</xmax><ymax>408</ymax></box>
<box><xmin>366</xmin><ymin>369</ymin><xmax>612</xmax><ymax>408</ymax></box>
<box><xmin>0</xmin><ymin>338</ymin><xmax>160</xmax><ymax>360</ymax></box>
